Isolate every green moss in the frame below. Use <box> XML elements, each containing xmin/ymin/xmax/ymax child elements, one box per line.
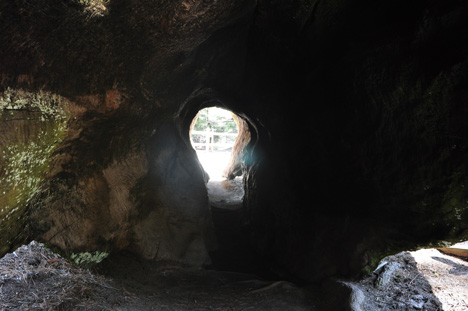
<box><xmin>361</xmin><ymin>240</ymin><xmax>413</xmax><ymax>276</ymax></box>
<box><xmin>77</xmin><ymin>0</ymin><xmax>110</xmax><ymax>18</ymax></box>
<box><xmin>0</xmin><ymin>88</ymin><xmax>68</xmax><ymax>119</ymax></box>
<box><xmin>78</xmin><ymin>0</ymin><xmax>110</xmax><ymax>5</ymax></box>
<box><xmin>70</xmin><ymin>250</ymin><xmax>109</xmax><ymax>267</ymax></box>
<box><xmin>0</xmin><ymin>91</ymin><xmax>70</xmax><ymax>255</ymax></box>
<box><xmin>362</xmin><ymin>249</ymin><xmax>388</xmax><ymax>276</ymax></box>
<box><xmin>439</xmin><ymin>172</ymin><xmax>468</xmax><ymax>237</ymax></box>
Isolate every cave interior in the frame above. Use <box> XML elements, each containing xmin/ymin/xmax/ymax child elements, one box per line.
<box><xmin>0</xmin><ymin>0</ymin><xmax>468</xmax><ymax>299</ymax></box>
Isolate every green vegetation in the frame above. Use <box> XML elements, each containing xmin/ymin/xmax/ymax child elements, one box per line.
<box><xmin>440</xmin><ymin>172</ymin><xmax>468</xmax><ymax>237</ymax></box>
<box><xmin>0</xmin><ymin>88</ymin><xmax>70</xmax><ymax>256</ymax></box>
<box><xmin>76</xmin><ymin>0</ymin><xmax>110</xmax><ymax>18</ymax></box>
<box><xmin>78</xmin><ymin>0</ymin><xmax>110</xmax><ymax>6</ymax></box>
<box><xmin>70</xmin><ymin>251</ymin><xmax>109</xmax><ymax>267</ymax></box>
<box><xmin>362</xmin><ymin>249</ymin><xmax>387</xmax><ymax>276</ymax></box>
<box><xmin>0</xmin><ymin>87</ymin><xmax>68</xmax><ymax>120</ymax></box>
<box><xmin>193</xmin><ymin>107</ymin><xmax>237</xmax><ymax>133</ymax></box>
<box><xmin>0</xmin><ymin>120</ymin><xmax>68</xmax><ymax>255</ymax></box>
<box><xmin>191</xmin><ymin>107</ymin><xmax>238</xmax><ymax>150</ymax></box>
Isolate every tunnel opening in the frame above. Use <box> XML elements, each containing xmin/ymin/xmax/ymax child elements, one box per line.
<box><xmin>189</xmin><ymin>106</ymin><xmax>249</xmax><ymax>210</ymax></box>
<box><xmin>185</xmin><ymin>105</ymin><xmax>272</xmax><ymax>277</ymax></box>
<box><xmin>190</xmin><ymin>107</ymin><xmax>237</xmax><ymax>179</ymax></box>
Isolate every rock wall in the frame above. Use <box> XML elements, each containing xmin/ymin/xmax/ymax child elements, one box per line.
<box><xmin>1</xmin><ymin>0</ymin><xmax>467</xmax><ymax>282</ymax></box>
<box><xmin>0</xmin><ymin>88</ymin><xmax>77</xmax><ymax>254</ymax></box>
<box><xmin>223</xmin><ymin>114</ymin><xmax>251</xmax><ymax>180</ymax></box>
<box><xmin>0</xmin><ymin>0</ymin><xmax>245</xmax><ymax>265</ymax></box>
<box><xmin>241</xmin><ymin>0</ymin><xmax>468</xmax><ymax>280</ymax></box>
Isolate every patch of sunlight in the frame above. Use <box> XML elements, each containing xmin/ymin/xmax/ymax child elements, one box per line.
<box><xmin>196</xmin><ymin>151</ymin><xmax>232</xmax><ymax>181</ymax></box>
<box><xmin>411</xmin><ymin>247</ymin><xmax>468</xmax><ymax>311</ymax></box>
<box><xmin>190</xmin><ymin>107</ymin><xmax>238</xmax><ymax>181</ymax></box>
<box><xmin>78</xmin><ymin>0</ymin><xmax>109</xmax><ymax>18</ymax></box>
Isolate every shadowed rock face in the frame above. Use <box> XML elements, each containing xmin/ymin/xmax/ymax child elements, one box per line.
<box><xmin>1</xmin><ymin>0</ymin><xmax>468</xmax><ymax>281</ymax></box>
<box><xmin>223</xmin><ymin>114</ymin><xmax>251</xmax><ymax>180</ymax></box>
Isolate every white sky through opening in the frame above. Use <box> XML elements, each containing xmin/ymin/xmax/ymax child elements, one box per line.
<box><xmin>190</xmin><ymin>107</ymin><xmax>238</xmax><ymax>181</ymax></box>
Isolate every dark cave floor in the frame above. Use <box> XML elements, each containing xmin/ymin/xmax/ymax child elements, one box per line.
<box><xmin>1</xmin><ymin>221</ymin><xmax>468</xmax><ymax>310</ymax></box>
<box><xmin>97</xmin><ymin>180</ymin><xmax>319</xmax><ymax>311</ymax></box>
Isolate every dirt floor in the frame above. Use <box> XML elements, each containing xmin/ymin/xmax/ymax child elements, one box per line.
<box><xmin>196</xmin><ymin>151</ymin><xmax>245</xmax><ymax>210</ymax></box>
<box><xmin>206</xmin><ymin>177</ymin><xmax>244</xmax><ymax>210</ymax></box>
<box><xmin>1</xmin><ymin>240</ymin><xmax>468</xmax><ymax>310</ymax></box>
<box><xmin>0</xmin><ymin>242</ymin><xmax>468</xmax><ymax>311</ymax></box>
<box><xmin>0</xmin><ymin>241</ymin><xmax>314</xmax><ymax>311</ymax></box>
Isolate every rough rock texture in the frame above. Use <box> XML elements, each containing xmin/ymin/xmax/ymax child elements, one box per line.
<box><xmin>223</xmin><ymin>114</ymin><xmax>251</xmax><ymax>180</ymax></box>
<box><xmin>241</xmin><ymin>0</ymin><xmax>468</xmax><ymax>281</ymax></box>
<box><xmin>0</xmin><ymin>88</ymin><xmax>80</xmax><ymax>254</ymax></box>
<box><xmin>1</xmin><ymin>0</ymin><xmax>468</xmax><ymax>283</ymax></box>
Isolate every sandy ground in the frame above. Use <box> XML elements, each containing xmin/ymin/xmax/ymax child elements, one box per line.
<box><xmin>196</xmin><ymin>151</ymin><xmax>232</xmax><ymax>182</ymax></box>
<box><xmin>411</xmin><ymin>248</ymin><xmax>468</xmax><ymax>310</ymax></box>
<box><xmin>206</xmin><ymin>177</ymin><xmax>244</xmax><ymax>209</ymax></box>
<box><xmin>196</xmin><ymin>150</ymin><xmax>245</xmax><ymax>210</ymax></box>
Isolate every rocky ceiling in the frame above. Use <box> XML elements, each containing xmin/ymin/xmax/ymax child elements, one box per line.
<box><xmin>1</xmin><ymin>0</ymin><xmax>468</xmax><ymax>282</ymax></box>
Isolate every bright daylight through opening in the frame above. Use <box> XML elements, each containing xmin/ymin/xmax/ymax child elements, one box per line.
<box><xmin>190</xmin><ymin>107</ymin><xmax>238</xmax><ymax>181</ymax></box>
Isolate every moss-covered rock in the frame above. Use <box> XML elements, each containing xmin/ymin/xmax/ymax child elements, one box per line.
<box><xmin>0</xmin><ymin>89</ymin><xmax>71</xmax><ymax>255</ymax></box>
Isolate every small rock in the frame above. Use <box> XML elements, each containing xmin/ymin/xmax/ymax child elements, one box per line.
<box><xmin>373</xmin><ymin>261</ymin><xmax>388</xmax><ymax>273</ymax></box>
<box><xmin>349</xmin><ymin>286</ymin><xmax>366</xmax><ymax>311</ymax></box>
<box><xmin>412</xmin><ymin>294</ymin><xmax>424</xmax><ymax>300</ymax></box>
<box><xmin>410</xmin><ymin>294</ymin><xmax>425</xmax><ymax>310</ymax></box>
<box><xmin>392</xmin><ymin>302</ymin><xmax>406</xmax><ymax>309</ymax></box>
<box><xmin>375</xmin><ymin>262</ymin><xmax>401</xmax><ymax>289</ymax></box>
<box><xmin>410</xmin><ymin>299</ymin><xmax>424</xmax><ymax>309</ymax></box>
